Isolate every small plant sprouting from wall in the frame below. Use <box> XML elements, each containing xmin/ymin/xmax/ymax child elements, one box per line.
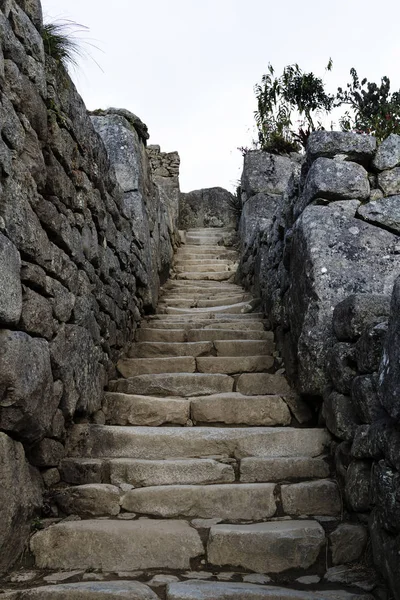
<box><xmin>42</xmin><ymin>20</ymin><xmax>88</xmax><ymax>70</ymax></box>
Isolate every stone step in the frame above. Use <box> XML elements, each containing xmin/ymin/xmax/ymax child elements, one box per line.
<box><xmin>30</xmin><ymin>519</ymin><xmax>204</xmax><ymax>571</ymax></box>
<box><xmin>128</xmin><ymin>341</ymin><xmax>214</xmax><ymax>357</ymax></box>
<box><xmin>66</xmin><ymin>425</ymin><xmax>330</xmax><ymax>460</ymax></box>
<box><xmin>104</xmin><ymin>393</ymin><xmax>190</xmax><ymax>426</ymax></box>
<box><xmin>237</xmin><ymin>373</ymin><xmax>292</xmax><ymax>395</ymax></box>
<box><xmin>128</xmin><ymin>339</ymin><xmax>272</xmax><ymax>358</ymax></box>
<box><xmin>148</xmin><ymin>312</ymin><xmax>265</xmax><ymax>321</ymax></box>
<box><xmin>166</xmin><ymin>582</ymin><xmax>373</xmax><ymax>600</ymax></box>
<box><xmin>187</xmin><ymin>329</ymin><xmax>272</xmax><ymax>342</ymax></box>
<box><xmin>280</xmin><ymin>479</ymin><xmax>341</xmax><ymax>516</ymax></box>
<box><xmin>191</xmin><ymin>393</ymin><xmax>291</xmax><ymax>426</ymax></box>
<box><xmin>160</xmin><ymin>296</ymin><xmax>251</xmax><ymax>308</ymax></box>
<box><xmin>121</xmin><ymin>483</ymin><xmax>276</xmax><ymax>520</ymax></box>
<box><xmin>174</xmin><ymin>264</ymin><xmax>235</xmax><ymax>274</ymax></box>
<box><xmin>137</xmin><ymin>329</ymin><xmax>187</xmax><ymax>342</ymax></box>
<box><xmin>165</xmin><ymin>302</ymin><xmax>249</xmax><ymax>315</ymax></box>
<box><xmin>214</xmin><ymin>340</ymin><xmax>274</xmax><ymax>355</ymax></box>
<box><xmin>116</xmin><ymin>357</ymin><xmax>196</xmax><ymax>377</ymax></box>
<box><xmin>174</xmin><ymin>259</ymin><xmax>235</xmax><ymax>266</ymax></box>
<box><xmin>185</xmin><ymin>237</ymin><xmax>226</xmax><ymax>245</ymax></box>
<box><xmin>142</xmin><ymin>321</ymin><xmax>266</xmax><ymax>331</ymax></box>
<box><xmin>175</xmin><ymin>250</ymin><xmax>238</xmax><ymax>258</ymax></box>
<box><xmin>2</xmin><ymin>581</ymin><xmax>159</xmax><ymax>599</ymax></box>
<box><xmin>207</xmin><ymin>521</ymin><xmax>325</xmax><ymax>573</ymax></box>
<box><xmin>239</xmin><ymin>456</ymin><xmax>330</xmax><ymax>482</ymax></box>
<box><xmin>176</xmin><ymin>272</ymin><xmax>234</xmax><ymax>281</ymax></box>
<box><xmin>108</xmin><ymin>458</ymin><xmax>236</xmax><ymax>487</ymax></box>
<box><xmin>110</xmin><ymin>372</ymin><xmax>234</xmax><ymax>397</ymax></box>
<box><xmin>161</xmin><ymin>287</ymin><xmax>243</xmax><ymax>297</ymax></box>
<box><xmin>196</xmin><ymin>355</ymin><xmax>274</xmax><ymax>374</ymax></box>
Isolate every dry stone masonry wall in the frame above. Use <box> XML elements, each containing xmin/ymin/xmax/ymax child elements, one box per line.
<box><xmin>236</xmin><ymin>131</ymin><xmax>400</xmax><ymax>598</ymax></box>
<box><xmin>0</xmin><ymin>0</ymin><xmax>179</xmax><ymax>574</ymax></box>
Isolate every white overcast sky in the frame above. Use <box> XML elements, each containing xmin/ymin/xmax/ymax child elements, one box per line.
<box><xmin>41</xmin><ymin>0</ymin><xmax>400</xmax><ymax>193</ymax></box>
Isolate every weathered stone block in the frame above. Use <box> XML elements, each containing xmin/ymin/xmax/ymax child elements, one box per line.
<box><xmin>28</xmin><ymin>438</ymin><xmax>65</xmax><ymax>467</ymax></box>
<box><xmin>207</xmin><ymin>521</ymin><xmax>325</xmax><ymax>573</ymax></box>
<box><xmin>307</xmin><ymin>131</ymin><xmax>376</xmax><ymax>164</ymax></box>
<box><xmin>326</xmin><ymin>342</ymin><xmax>357</xmax><ymax>394</ymax></box>
<box><xmin>51</xmin><ymin>325</ymin><xmax>105</xmax><ymax>417</ymax></box>
<box><xmin>371</xmin><ymin>460</ymin><xmax>400</xmax><ymax>533</ymax></box>
<box><xmin>0</xmin><ymin>330</ymin><xmax>55</xmax><ymax>443</ymax></box>
<box><xmin>0</xmin><ymin>433</ymin><xmax>42</xmax><ymax>575</ymax></box>
<box><xmin>20</xmin><ymin>286</ymin><xmax>53</xmax><ymax>339</ymax></box>
<box><xmin>179</xmin><ymin>188</ymin><xmax>237</xmax><ymax>229</ymax></box>
<box><xmin>373</xmin><ymin>133</ymin><xmax>400</xmax><ymax>170</ymax></box>
<box><xmin>345</xmin><ymin>460</ymin><xmax>371</xmax><ymax>512</ymax></box>
<box><xmin>379</xmin><ymin>276</ymin><xmax>400</xmax><ymax>420</ymax></box>
<box><xmin>0</xmin><ymin>233</ymin><xmax>22</xmax><ymax>325</ymax></box>
<box><xmin>330</xmin><ymin>523</ymin><xmax>368</xmax><ymax>565</ymax></box>
<box><xmin>352</xmin><ymin>375</ymin><xmax>385</xmax><ymax>424</ymax></box>
<box><xmin>55</xmin><ymin>484</ymin><xmax>121</xmax><ymax>518</ymax></box>
<box><xmin>287</xmin><ymin>205</ymin><xmax>397</xmax><ymax>395</ymax></box>
<box><xmin>323</xmin><ymin>390</ymin><xmax>360</xmax><ymax>441</ymax></box>
<box><xmin>377</xmin><ymin>167</ymin><xmax>400</xmax><ymax>196</ymax></box>
<box><xmin>301</xmin><ymin>157</ymin><xmax>370</xmax><ymax>209</ymax></box>
<box><xmin>355</xmin><ymin>320</ymin><xmax>388</xmax><ymax>373</ymax></box>
<box><xmin>358</xmin><ymin>196</ymin><xmax>400</xmax><ymax>235</ymax></box>
<box><xmin>241</xmin><ymin>151</ymin><xmax>296</xmax><ymax>198</ymax></box>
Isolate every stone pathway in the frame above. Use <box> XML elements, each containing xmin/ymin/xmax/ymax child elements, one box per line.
<box><xmin>3</xmin><ymin>228</ymin><xmax>375</xmax><ymax>598</ymax></box>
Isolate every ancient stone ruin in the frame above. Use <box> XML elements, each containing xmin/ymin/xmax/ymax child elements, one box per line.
<box><xmin>1</xmin><ymin>2</ymin><xmax>400</xmax><ymax>599</ymax></box>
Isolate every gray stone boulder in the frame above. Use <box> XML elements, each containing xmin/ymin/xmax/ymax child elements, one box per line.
<box><xmin>0</xmin><ymin>330</ymin><xmax>55</xmax><ymax>443</ymax></box>
<box><xmin>357</xmin><ymin>196</ymin><xmax>400</xmax><ymax>235</ymax></box>
<box><xmin>0</xmin><ymin>433</ymin><xmax>42</xmax><ymax>575</ymax></box>
<box><xmin>307</xmin><ymin>131</ymin><xmax>376</xmax><ymax>164</ymax></box>
<box><xmin>241</xmin><ymin>151</ymin><xmax>296</xmax><ymax>198</ymax></box>
<box><xmin>300</xmin><ymin>158</ymin><xmax>370</xmax><ymax>214</ymax></box>
<box><xmin>179</xmin><ymin>187</ymin><xmax>237</xmax><ymax>229</ymax></box>
<box><xmin>239</xmin><ymin>193</ymin><xmax>279</xmax><ymax>249</ymax></box>
<box><xmin>379</xmin><ymin>276</ymin><xmax>400</xmax><ymax>420</ymax></box>
<box><xmin>0</xmin><ymin>232</ymin><xmax>22</xmax><ymax>326</ymax></box>
<box><xmin>373</xmin><ymin>133</ymin><xmax>400</xmax><ymax>171</ymax></box>
<box><xmin>286</xmin><ymin>204</ymin><xmax>398</xmax><ymax>395</ymax></box>
<box><xmin>377</xmin><ymin>167</ymin><xmax>400</xmax><ymax>196</ymax></box>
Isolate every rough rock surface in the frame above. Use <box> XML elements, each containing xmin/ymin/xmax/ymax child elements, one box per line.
<box><xmin>179</xmin><ymin>188</ymin><xmax>237</xmax><ymax>229</ymax></box>
<box><xmin>0</xmin><ymin>432</ymin><xmax>42</xmax><ymax>575</ymax></box>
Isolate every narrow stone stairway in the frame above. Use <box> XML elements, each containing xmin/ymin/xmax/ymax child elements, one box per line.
<box><xmin>4</xmin><ymin>228</ymin><xmax>375</xmax><ymax>599</ymax></box>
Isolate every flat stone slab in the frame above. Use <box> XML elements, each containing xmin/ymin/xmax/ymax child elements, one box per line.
<box><xmin>207</xmin><ymin>521</ymin><xmax>326</xmax><ymax>573</ymax></box>
<box><xmin>166</xmin><ymin>301</ymin><xmax>248</xmax><ymax>315</ymax></box>
<box><xmin>128</xmin><ymin>342</ymin><xmax>214</xmax><ymax>358</ymax></box>
<box><xmin>177</xmin><ymin>272</ymin><xmax>233</xmax><ymax>281</ymax></box>
<box><xmin>237</xmin><ymin>373</ymin><xmax>292</xmax><ymax>395</ymax></box>
<box><xmin>121</xmin><ymin>483</ymin><xmax>276</xmax><ymax>520</ymax></box>
<box><xmin>107</xmin><ymin>458</ymin><xmax>235</xmax><ymax>486</ymax></box>
<box><xmin>30</xmin><ymin>519</ymin><xmax>203</xmax><ymax>571</ymax></box>
<box><xmin>2</xmin><ymin>581</ymin><xmax>158</xmax><ymax>599</ymax></box>
<box><xmin>196</xmin><ymin>356</ymin><xmax>273</xmax><ymax>374</ymax></box>
<box><xmin>214</xmin><ymin>340</ymin><xmax>274</xmax><ymax>356</ymax></box>
<box><xmin>281</xmin><ymin>480</ymin><xmax>341</xmax><ymax>516</ymax></box>
<box><xmin>137</xmin><ymin>329</ymin><xmax>187</xmax><ymax>342</ymax></box>
<box><xmin>111</xmin><ymin>373</ymin><xmax>234</xmax><ymax>397</ymax></box>
<box><xmin>191</xmin><ymin>393</ymin><xmax>291</xmax><ymax>426</ymax></box>
<box><xmin>117</xmin><ymin>357</ymin><xmax>196</xmax><ymax>377</ymax></box>
<box><xmin>66</xmin><ymin>425</ymin><xmax>330</xmax><ymax>460</ymax></box>
<box><xmin>240</xmin><ymin>457</ymin><xmax>330</xmax><ymax>482</ymax></box>
<box><xmin>166</xmin><ymin>581</ymin><xmax>374</xmax><ymax>600</ymax></box>
<box><xmin>188</xmin><ymin>329</ymin><xmax>271</xmax><ymax>342</ymax></box>
<box><xmin>104</xmin><ymin>393</ymin><xmax>190</xmax><ymax>426</ymax></box>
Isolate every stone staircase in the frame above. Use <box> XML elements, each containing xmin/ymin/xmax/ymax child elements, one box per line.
<box><xmin>3</xmin><ymin>228</ymin><xmax>375</xmax><ymax>599</ymax></box>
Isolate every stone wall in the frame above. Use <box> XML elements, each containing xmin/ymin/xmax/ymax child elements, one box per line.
<box><xmin>0</xmin><ymin>0</ymin><xmax>178</xmax><ymax>573</ymax></box>
<box><xmin>236</xmin><ymin>132</ymin><xmax>400</xmax><ymax>597</ymax></box>
<box><xmin>179</xmin><ymin>186</ymin><xmax>237</xmax><ymax>229</ymax></box>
